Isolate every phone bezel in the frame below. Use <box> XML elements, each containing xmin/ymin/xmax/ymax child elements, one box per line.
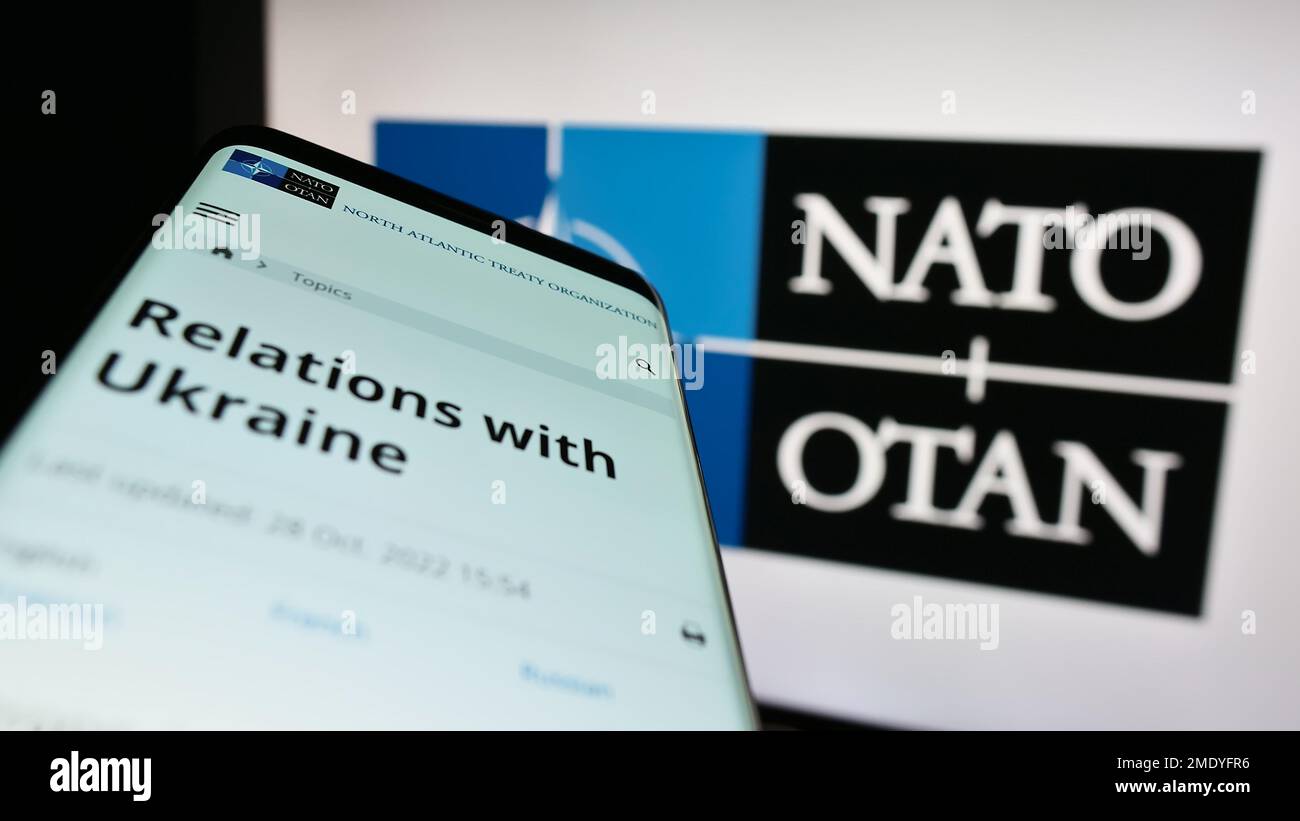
<box><xmin>3</xmin><ymin>124</ymin><xmax>758</xmax><ymax>729</ymax></box>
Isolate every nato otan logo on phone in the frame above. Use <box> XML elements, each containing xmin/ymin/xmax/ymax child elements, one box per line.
<box><xmin>223</xmin><ymin>149</ymin><xmax>339</xmax><ymax>209</ymax></box>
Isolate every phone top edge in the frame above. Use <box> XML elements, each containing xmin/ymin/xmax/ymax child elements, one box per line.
<box><xmin>196</xmin><ymin>126</ymin><xmax>668</xmax><ymax>316</ymax></box>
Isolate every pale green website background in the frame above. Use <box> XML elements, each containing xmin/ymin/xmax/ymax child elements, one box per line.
<box><xmin>0</xmin><ymin>145</ymin><xmax>752</xmax><ymax>729</ymax></box>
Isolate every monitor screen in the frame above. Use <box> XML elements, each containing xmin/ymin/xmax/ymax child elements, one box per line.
<box><xmin>265</xmin><ymin>0</ymin><xmax>1300</xmax><ymax>728</ymax></box>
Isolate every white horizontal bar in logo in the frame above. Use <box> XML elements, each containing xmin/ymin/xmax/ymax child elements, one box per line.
<box><xmin>695</xmin><ymin>336</ymin><xmax>1235</xmax><ymax>404</ymax></box>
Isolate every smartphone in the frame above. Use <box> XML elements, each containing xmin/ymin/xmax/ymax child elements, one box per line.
<box><xmin>0</xmin><ymin>127</ymin><xmax>756</xmax><ymax>730</ymax></box>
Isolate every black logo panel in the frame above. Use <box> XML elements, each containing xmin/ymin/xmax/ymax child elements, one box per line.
<box><xmin>742</xmin><ymin>359</ymin><xmax>1226</xmax><ymax>615</ymax></box>
<box><xmin>756</xmin><ymin>137</ymin><xmax>1259</xmax><ymax>384</ymax></box>
<box><xmin>743</xmin><ymin>137</ymin><xmax>1257</xmax><ymax>614</ymax></box>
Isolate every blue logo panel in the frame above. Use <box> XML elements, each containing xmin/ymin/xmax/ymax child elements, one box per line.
<box><xmin>554</xmin><ymin>127</ymin><xmax>765</xmax><ymax>341</ymax></box>
<box><xmin>375</xmin><ymin>122</ymin><xmax>766</xmax><ymax>544</ymax></box>
<box><xmin>376</xmin><ymin>123</ymin><xmax>551</xmax><ymax>224</ymax></box>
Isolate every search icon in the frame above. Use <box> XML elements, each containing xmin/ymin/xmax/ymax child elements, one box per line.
<box><xmin>634</xmin><ymin>358</ymin><xmax>655</xmax><ymax>376</ymax></box>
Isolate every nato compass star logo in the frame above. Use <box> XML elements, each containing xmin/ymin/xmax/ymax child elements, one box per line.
<box><xmin>221</xmin><ymin>148</ymin><xmax>339</xmax><ymax>208</ymax></box>
<box><xmin>222</xmin><ymin>149</ymin><xmax>289</xmax><ymax>188</ymax></box>
<box><xmin>239</xmin><ymin>157</ymin><xmax>277</xmax><ymax>178</ymax></box>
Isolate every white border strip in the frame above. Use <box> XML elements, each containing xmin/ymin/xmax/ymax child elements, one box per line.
<box><xmin>696</xmin><ymin>336</ymin><xmax>1235</xmax><ymax>404</ymax></box>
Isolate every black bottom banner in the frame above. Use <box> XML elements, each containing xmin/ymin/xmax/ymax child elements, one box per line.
<box><xmin>3</xmin><ymin>729</ymin><xmax>1284</xmax><ymax>807</ymax></box>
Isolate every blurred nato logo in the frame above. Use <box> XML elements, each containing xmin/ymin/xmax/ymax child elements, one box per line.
<box><xmin>375</xmin><ymin>121</ymin><xmax>1258</xmax><ymax>617</ymax></box>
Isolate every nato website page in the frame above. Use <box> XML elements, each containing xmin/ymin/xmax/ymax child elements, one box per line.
<box><xmin>0</xmin><ymin>145</ymin><xmax>752</xmax><ymax>730</ymax></box>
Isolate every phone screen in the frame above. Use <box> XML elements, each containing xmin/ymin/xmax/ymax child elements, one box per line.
<box><xmin>0</xmin><ymin>138</ymin><xmax>754</xmax><ymax>729</ymax></box>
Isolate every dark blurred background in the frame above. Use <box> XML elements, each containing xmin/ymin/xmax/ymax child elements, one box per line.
<box><xmin>11</xmin><ymin>4</ymin><xmax>263</xmax><ymax>431</ymax></box>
